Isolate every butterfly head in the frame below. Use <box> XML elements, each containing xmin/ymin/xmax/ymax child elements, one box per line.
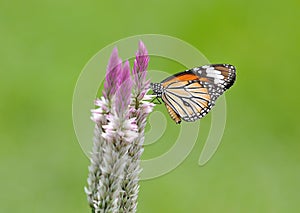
<box><xmin>150</xmin><ymin>82</ymin><xmax>163</xmax><ymax>97</ymax></box>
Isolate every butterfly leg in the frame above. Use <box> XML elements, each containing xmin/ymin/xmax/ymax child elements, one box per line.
<box><xmin>151</xmin><ymin>97</ymin><xmax>162</xmax><ymax>104</ymax></box>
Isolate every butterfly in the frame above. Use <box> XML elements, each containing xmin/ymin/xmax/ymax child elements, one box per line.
<box><xmin>150</xmin><ymin>64</ymin><xmax>236</xmax><ymax>124</ymax></box>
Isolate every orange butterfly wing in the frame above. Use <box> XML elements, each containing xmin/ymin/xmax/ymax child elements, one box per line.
<box><xmin>162</xmin><ymin>79</ymin><xmax>212</xmax><ymax>122</ymax></box>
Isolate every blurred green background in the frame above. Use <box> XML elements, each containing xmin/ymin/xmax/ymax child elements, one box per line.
<box><xmin>1</xmin><ymin>0</ymin><xmax>299</xmax><ymax>212</ymax></box>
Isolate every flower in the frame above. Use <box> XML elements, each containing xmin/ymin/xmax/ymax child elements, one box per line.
<box><xmin>91</xmin><ymin>97</ymin><xmax>109</xmax><ymax>125</ymax></box>
<box><xmin>85</xmin><ymin>42</ymin><xmax>154</xmax><ymax>213</ymax></box>
<box><xmin>103</xmin><ymin>48</ymin><xmax>122</xmax><ymax>100</ymax></box>
<box><xmin>132</xmin><ymin>41</ymin><xmax>151</xmax><ymax>102</ymax></box>
<box><xmin>118</xmin><ymin>41</ymin><xmax>154</xmax><ymax>212</ymax></box>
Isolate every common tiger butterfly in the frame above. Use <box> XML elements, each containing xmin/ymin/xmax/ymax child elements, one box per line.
<box><xmin>150</xmin><ymin>64</ymin><xmax>236</xmax><ymax>124</ymax></box>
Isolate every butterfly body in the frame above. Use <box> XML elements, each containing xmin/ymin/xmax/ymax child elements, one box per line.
<box><xmin>150</xmin><ymin>64</ymin><xmax>236</xmax><ymax>124</ymax></box>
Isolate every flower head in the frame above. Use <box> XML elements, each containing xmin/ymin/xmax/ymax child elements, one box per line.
<box><xmin>103</xmin><ymin>48</ymin><xmax>122</xmax><ymax>100</ymax></box>
<box><xmin>132</xmin><ymin>41</ymin><xmax>150</xmax><ymax>102</ymax></box>
<box><xmin>115</xmin><ymin>61</ymin><xmax>133</xmax><ymax>120</ymax></box>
